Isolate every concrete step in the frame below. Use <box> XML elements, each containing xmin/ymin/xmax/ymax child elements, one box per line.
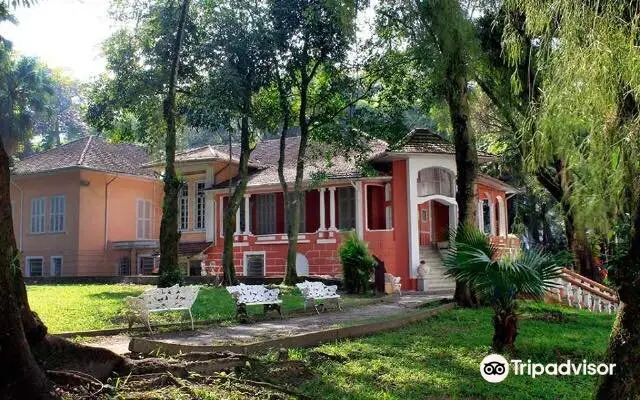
<box><xmin>424</xmin><ymin>288</ymin><xmax>456</xmax><ymax>296</ymax></box>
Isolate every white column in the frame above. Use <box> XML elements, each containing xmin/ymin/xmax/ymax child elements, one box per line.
<box><xmin>205</xmin><ymin>192</ymin><xmax>215</xmax><ymax>242</ymax></box>
<box><xmin>244</xmin><ymin>194</ymin><xmax>251</xmax><ymax>235</ymax></box>
<box><xmin>354</xmin><ymin>181</ymin><xmax>364</xmax><ymax>238</ymax></box>
<box><xmin>489</xmin><ymin>200</ymin><xmax>496</xmax><ymax>236</ymax></box>
<box><xmin>319</xmin><ymin>188</ymin><xmax>326</xmax><ymax>231</ymax></box>
<box><xmin>329</xmin><ymin>187</ymin><xmax>337</xmax><ymax>230</ymax></box>
<box><xmin>407</xmin><ymin>159</ymin><xmax>419</xmax><ymax>279</ymax></box>
<box><xmin>449</xmin><ymin>203</ymin><xmax>458</xmax><ymax>237</ymax></box>
<box><xmin>235</xmin><ymin>206</ymin><xmax>241</xmax><ymax>235</ymax></box>
<box><xmin>205</xmin><ymin>166</ymin><xmax>215</xmax><ymax>186</ymax></box>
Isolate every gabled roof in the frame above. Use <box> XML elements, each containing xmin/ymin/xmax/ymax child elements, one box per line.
<box><xmin>144</xmin><ymin>144</ymin><xmax>261</xmax><ymax>168</ymax></box>
<box><xmin>208</xmin><ymin>136</ymin><xmax>390</xmax><ymax>190</ymax></box>
<box><xmin>387</xmin><ymin>128</ymin><xmax>493</xmax><ymax>160</ymax></box>
<box><xmin>12</xmin><ymin>136</ymin><xmax>155</xmax><ymax>177</ymax></box>
<box><xmin>477</xmin><ymin>174</ymin><xmax>519</xmax><ymax>194</ymax></box>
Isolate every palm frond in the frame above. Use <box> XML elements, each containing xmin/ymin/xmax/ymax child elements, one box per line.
<box><xmin>444</xmin><ymin>225</ymin><xmax>562</xmax><ymax>308</ymax></box>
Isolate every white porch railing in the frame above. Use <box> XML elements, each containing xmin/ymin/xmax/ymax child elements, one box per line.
<box><xmin>548</xmin><ymin>268</ymin><xmax>620</xmax><ymax>314</ymax></box>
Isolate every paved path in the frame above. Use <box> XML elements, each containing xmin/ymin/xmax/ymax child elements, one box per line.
<box><xmin>82</xmin><ymin>293</ymin><xmax>451</xmax><ymax>355</ymax></box>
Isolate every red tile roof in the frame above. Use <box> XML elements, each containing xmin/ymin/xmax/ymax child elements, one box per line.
<box><xmin>388</xmin><ymin>128</ymin><xmax>493</xmax><ymax>159</ymax></box>
<box><xmin>208</xmin><ymin>136</ymin><xmax>390</xmax><ymax>189</ymax></box>
<box><xmin>12</xmin><ymin>136</ymin><xmax>154</xmax><ymax>177</ymax></box>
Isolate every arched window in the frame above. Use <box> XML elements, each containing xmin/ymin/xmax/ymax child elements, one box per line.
<box><xmin>417</xmin><ymin>168</ymin><xmax>454</xmax><ymax>197</ymax></box>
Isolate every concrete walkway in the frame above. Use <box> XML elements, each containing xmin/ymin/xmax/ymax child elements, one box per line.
<box><xmin>83</xmin><ymin>293</ymin><xmax>451</xmax><ymax>355</ymax></box>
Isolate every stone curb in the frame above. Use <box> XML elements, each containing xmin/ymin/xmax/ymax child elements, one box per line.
<box><xmin>128</xmin><ymin>302</ymin><xmax>455</xmax><ymax>356</ymax></box>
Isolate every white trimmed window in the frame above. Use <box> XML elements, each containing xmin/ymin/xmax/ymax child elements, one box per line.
<box><xmin>51</xmin><ymin>256</ymin><xmax>62</xmax><ymax>276</ymax></box>
<box><xmin>195</xmin><ymin>182</ymin><xmax>205</xmax><ymax>230</ymax></box>
<box><xmin>49</xmin><ymin>196</ymin><xmax>65</xmax><ymax>232</ymax></box>
<box><xmin>26</xmin><ymin>257</ymin><xmax>43</xmax><ymax>277</ymax></box>
<box><xmin>179</xmin><ymin>183</ymin><xmax>189</xmax><ymax>231</ymax></box>
<box><xmin>30</xmin><ymin>197</ymin><xmax>45</xmax><ymax>233</ymax></box>
<box><xmin>136</xmin><ymin>199</ymin><xmax>152</xmax><ymax>239</ymax></box>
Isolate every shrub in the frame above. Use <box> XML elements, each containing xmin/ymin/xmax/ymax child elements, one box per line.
<box><xmin>338</xmin><ymin>231</ymin><xmax>376</xmax><ymax>294</ymax></box>
<box><xmin>158</xmin><ymin>268</ymin><xmax>184</xmax><ymax>288</ymax></box>
<box><xmin>444</xmin><ymin>224</ymin><xmax>563</xmax><ymax>353</ymax></box>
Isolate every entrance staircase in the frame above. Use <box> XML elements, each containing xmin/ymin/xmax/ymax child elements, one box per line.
<box><xmin>418</xmin><ymin>246</ymin><xmax>456</xmax><ymax>296</ymax></box>
<box><xmin>549</xmin><ymin>268</ymin><xmax>620</xmax><ymax>313</ymax></box>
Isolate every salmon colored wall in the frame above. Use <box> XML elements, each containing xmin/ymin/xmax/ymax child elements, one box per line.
<box><xmin>11</xmin><ymin>170</ymin><xmax>81</xmax><ymax>276</ymax></box>
<box><xmin>391</xmin><ymin>160</ymin><xmax>412</xmax><ymax>289</ymax></box>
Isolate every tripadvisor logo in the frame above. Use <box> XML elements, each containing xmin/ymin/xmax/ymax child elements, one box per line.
<box><xmin>480</xmin><ymin>354</ymin><xmax>509</xmax><ymax>383</ymax></box>
<box><xmin>480</xmin><ymin>354</ymin><xmax>616</xmax><ymax>383</ymax></box>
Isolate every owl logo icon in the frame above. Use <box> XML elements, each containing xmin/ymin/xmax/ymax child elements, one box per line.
<box><xmin>480</xmin><ymin>354</ymin><xmax>509</xmax><ymax>383</ymax></box>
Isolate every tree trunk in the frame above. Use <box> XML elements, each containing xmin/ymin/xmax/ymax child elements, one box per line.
<box><xmin>536</xmin><ymin>161</ymin><xmax>598</xmax><ymax>280</ymax></box>
<box><xmin>446</xmin><ymin>55</ymin><xmax>479</xmax><ymax>308</ymax></box>
<box><xmin>0</xmin><ymin>139</ymin><xmax>55</xmax><ymax>400</ymax></box>
<box><xmin>280</xmin><ymin>74</ymin><xmax>312</xmax><ymax>286</ymax></box>
<box><xmin>158</xmin><ymin>0</ymin><xmax>190</xmax><ymax>288</ymax></box>
<box><xmin>221</xmin><ymin>114</ymin><xmax>252</xmax><ymax>286</ymax></box>
<box><xmin>596</xmin><ymin>88</ymin><xmax>640</xmax><ymax>398</ymax></box>
<box><xmin>596</xmin><ymin>209</ymin><xmax>640</xmax><ymax>398</ymax></box>
<box><xmin>492</xmin><ymin>308</ymin><xmax>518</xmax><ymax>354</ymax></box>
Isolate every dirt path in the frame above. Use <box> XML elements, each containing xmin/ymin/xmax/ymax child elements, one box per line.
<box><xmin>81</xmin><ymin>293</ymin><xmax>450</xmax><ymax>354</ymax></box>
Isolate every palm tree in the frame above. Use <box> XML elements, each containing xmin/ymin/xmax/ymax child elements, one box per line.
<box><xmin>0</xmin><ymin>56</ymin><xmax>54</xmax><ymax>155</ymax></box>
<box><xmin>444</xmin><ymin>224</ymin><xmax>562</xmax><ymax>353</ymax></box>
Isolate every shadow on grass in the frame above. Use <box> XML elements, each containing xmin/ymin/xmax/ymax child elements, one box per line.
<box><xmin>283</xmin><ymin>304</ymin><xmax>614</xmax><ymax>400</ymax></box>
<box><xmin>86</xmin><ymin>290</ymin><xmax>143</xmax><ymax>300</ymax></box>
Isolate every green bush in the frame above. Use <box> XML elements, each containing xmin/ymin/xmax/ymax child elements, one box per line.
<box><xmin>158</xmin><ymin>267</ymin><xmax>184</xmax><ymax>288</ymax></box>
<box><xmin>338</xmin><ymin>231</ymin><xmax>376</xmax><ymax>294</ymax></box>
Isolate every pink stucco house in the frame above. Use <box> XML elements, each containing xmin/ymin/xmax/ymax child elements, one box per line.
<box><xmin>10</xmin><ymin>129</ymin><xmax>518</xmax><ymax>292</ymax></box>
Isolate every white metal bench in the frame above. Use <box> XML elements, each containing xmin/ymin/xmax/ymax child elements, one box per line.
<box><xmin>125</xmin><ymin>284</ymin><xmax>200</xmax><ymax>332</ymax></box>
<box><xmin>296</xmin><ymin>281</ymin><xmax>341</xmax><ymax>313</ymax></box>
<box><xmin>226</xmin><ymin>284</ymin><xmax>282</xmax><ymax>319</ymax></box>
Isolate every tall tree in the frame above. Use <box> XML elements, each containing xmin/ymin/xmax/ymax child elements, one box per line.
<box><xmin>0</xmin><ymin>18</ymin><xmax>55</xmax><ymax>396</ymax></box>
<box><xmin>196</xmin><ymin>0</ymin><xmax>276</xmax><ymax>285</ymax></box>
<box><xmin>35</xmin><ymin>68</ymin><xmax>88</xmax><ymax>150</ymax></box>
<box><xmin>157</xmin><ymin>0</ymin><xmax>191</xmax><ymax>287</ymax></box>
<box><xmin>378</xmin><ymin>0</ymin><xmax>481</xmax><ymax>306</ymax></box>
<box><xmin>475</xmin><ymin>10</ymin><xmax>599</xmax><ymax>280</ymax></box>
<box><xmin>502</xmin><ymin>1</ymin><xmax>640</xmax><ymax>396</ymax></box>
<box><xmin>0</xmin><ymin>4</ymin><xmax>129</xmax><ymax>399</ymax></box>
<box><xmin>269</xmin><ymin>0</ymin><xmax>366</xmax><ymax>285</ymax></box>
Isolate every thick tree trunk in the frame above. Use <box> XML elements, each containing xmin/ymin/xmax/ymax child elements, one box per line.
<box><xmin>596</xmin><ymin>88</ymin><xmax>640</xmax><ymax>398</ymax></box>
<box><xmin>0</xmin><ymin>140</ymin><xmax>55</xmax><ymax>400</ymax></box>
<box><xmin>446</xmin><ymin>60</ymin><xmax>479</xmax><ymax>308</ymax></box>
<box><xmin>492</xmin><ymin>309</ymin><xmax>518</xmax><ymax>354</ymax></box>
<box><xmin>221</xmin><ymin>115</ymin><xmax>252</xmax><ymax>286</ymax></box>
<box><xmin>158</xmin><ymin>0</ymin><xmax>190</xmax><ymax>287</ymax></box>
<box><xmin>596</xmin><ymin>209</ymin><xmax>640</xmax><ymax>398</ymax></box>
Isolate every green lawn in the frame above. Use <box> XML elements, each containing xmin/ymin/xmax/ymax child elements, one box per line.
<box><xmin>26</xmin><ymin>284</ymin><xmax>375</xmax><ymax>333</ymax></box>
<box><xmin>281</xmin><ymin>302</ymin><xmax>615</xmax><ymax>400</ymax></box>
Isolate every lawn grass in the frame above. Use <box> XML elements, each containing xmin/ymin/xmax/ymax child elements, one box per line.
<box><xmin>285</xmin><ymin>301</ymin><xmax>615</xmax><ymax>400</ymax></box>
<box><xmin>26</xmin><ymin>283</ymin><xmax>375</xmax><ymax>333</ymax></box>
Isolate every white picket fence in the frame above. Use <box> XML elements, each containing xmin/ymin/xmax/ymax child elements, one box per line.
<box><xmin>548</xmin><ymin>268</ymin><xmax>620</xmax><ymax>314</ymax></box>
